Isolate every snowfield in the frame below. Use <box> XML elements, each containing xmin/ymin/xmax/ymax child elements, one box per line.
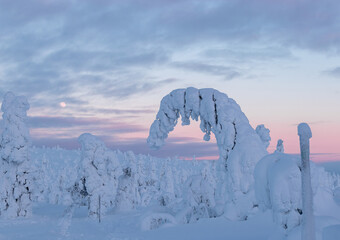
<box><xmin>0</xmin><ymin>90</ymin><xmax>340</xmax><ymax>240</ymax></box>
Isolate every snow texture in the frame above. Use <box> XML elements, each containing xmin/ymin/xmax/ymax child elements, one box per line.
<box><xmin>0</xmin><ymin>91</ymin><xmax>33</xmax><ymax>218</ymax></box>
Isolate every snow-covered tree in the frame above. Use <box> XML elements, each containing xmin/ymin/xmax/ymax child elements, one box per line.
<box><xmin>255</xmin><ymin>124</ymin><xmax>271</xmax><ymax>150</ymax></box>
<box><xmin>78</xmin><ymin>133</ymin><xmax>117</xmax><ymax>219</ymax></box>
<box><xmin>275</xmin><ymin>139</ymin><xmax>284</xmax><ymax>153</ymax></box>
<box><xmin>158</xmin><ymin>158</ymin><xmax>176</xmax><ymax>207</ymax></box>
<box><xmin>0</xmin><ymin>92</ymin><xmax>33</xmax><ymax>218</ymax></box>
<box><xmin>147</xmin><ymin>87</ymin><xmax>267</xmax><ymax>219</ymax></box>
<box><xmin>180</xmin><ymin>162</ymin><xmax>217</xmax><ymax>224</ymax></box>
<box><xmin>298</xmin><ymin>123</ymin><xmax>315</xmax><ymax>240</ymax></box>
<box><xmin>115</xmin><ymin>151</ymin><xmax>138</xmax><ymax>211</ymax></box>
<box><xmin>254</xmin><ymin>152</ymin><xmax>303</xmax><ymax>230</ymax></box>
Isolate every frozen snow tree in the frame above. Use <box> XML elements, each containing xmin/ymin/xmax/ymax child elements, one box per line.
<box><xmin>254</xmin><ymin>152</ymin><xmax>303</xmax><ymax>230</ymax></box>
<box><xmin>158</xmin><ymin>158</ymin><xmax>176</xmax><ymax>207</ymax></box>
<box><xmin>275</xmin><ymin>139</ymin><xmax>284</xmax><ymax>153</ymax></box>
<box><xmin>0</xmin><ymin>91</ymin><xmax>33</xmax><ymax>218</ymax></box>
<box><xmin>78</xmin><ymin>133</ymin><xmax>115</xmax><ymax>219</ymax></box>
<box><xmin>181</xmin><ymin>163</ymin><xmax>217</xmax><ymax>224</ymax></box>
<box><xmin>298</xmin><ymin>123</ymin><xmax>315</xmax><ymax>240</ymax></box>
<box><xmin>255</xmin><ymin>124</ymin><xmax>271</xmax><ymax>150</ymax></box>
<box><xmin>115</xmin><ymin>151</ymin><xmax>138</xmax><ymax>211</ymax></box>
<box><xmin>147</xmin><ymin>87</ymin><xmax>267</xmax><ymax>219</ymax></box>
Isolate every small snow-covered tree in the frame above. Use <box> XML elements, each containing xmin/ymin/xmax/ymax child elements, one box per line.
<box><xmin>255</xmin><ymin>124</ymin><xmax>271</xmax><ymax>150</ymax></box>
<box><xmin>147</xmin><ymin>87</ymin><xmax>267</xmax><ymax>219</ymax></box>
<box><xmin>158</xmin><ymin>158</ymin><xmax>176</xmax><ymax>207</ymax></box>
<box><xmin>78</xmin><ymin>133</ymin><xmax>115</xmax><ymax>219</ymax></box>
<box><xmin>115</xmin><ymin>151</ymin><xmax>138</xmax><ymax>211</ymax></box>
<box><xmin>0</xmin><ymin>92</ymin><xmax>33</xmax><ymax>218</ymax></box>
<box><xmin>275</xmin><ymin>139</ymin><xmax>284</xmax><ymax>153</ymax></box>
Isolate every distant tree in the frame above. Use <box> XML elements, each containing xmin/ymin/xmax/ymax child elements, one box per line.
<box><xmin>275</xmin><ymin>139</ymin><xmax>284</xmax><ymax>153</ymax></box>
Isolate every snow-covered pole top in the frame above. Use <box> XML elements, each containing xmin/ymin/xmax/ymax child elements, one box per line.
<box><xmin>298</xmin><ymin>123</ymin><xmax>312</xmax><ymax>140</ymax></box>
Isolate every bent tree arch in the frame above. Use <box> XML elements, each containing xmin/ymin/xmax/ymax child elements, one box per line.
<box><xmin>148</xmin><ymin>88</ymin><xmax>268</xmax><ymax>219</ymax></box>
<box><xmin>147</xmin><ymin>87</ymin><xmax>265</xmax><ymax>171</ymax></box>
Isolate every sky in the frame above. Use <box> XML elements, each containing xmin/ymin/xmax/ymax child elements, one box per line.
<box><xmin>0</xmin><ymin>0</ymin><xmax>340</xmax><ymax>162</ymax></box>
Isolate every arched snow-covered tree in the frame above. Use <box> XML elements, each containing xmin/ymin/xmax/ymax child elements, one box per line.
<box><xmin>0</xmin><ymin>92</ymin><xmax>33</xmax><ymax>218</ymax></box>
<box><xmin>147</xmin><ymin>87</ymin><xmax>267</xmax><ymax>219</ymax></box>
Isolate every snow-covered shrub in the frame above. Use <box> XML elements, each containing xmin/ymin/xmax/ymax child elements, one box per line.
<box><xmin>147</xmin><ymin>87</ymin><xmax>267</xmax><ymax>220</ymax></box>
<box><xmin>141</xmin><ymin>212</ymin><xmax>177</xmax><ymax>230</ymax></box>
<box><xmin>0</xmin><ymin>92</ymin><xmax>33</xmax><ymax>218</ymax></box>
<box><xmin>78</xmin><ymin>133</ymin><xmax>120</xmax><ymax>218</ymax></box>
<box><xmin>256</xmin><ymin>124</ymin><xmax>271</xmax><ymax>150</ymax></box>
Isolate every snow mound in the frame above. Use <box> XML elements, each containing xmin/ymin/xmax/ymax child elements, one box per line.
<box><xmin>141</xmin><ymin>212</ymin><xmax>177</xmax><ymax>230</ymax></box>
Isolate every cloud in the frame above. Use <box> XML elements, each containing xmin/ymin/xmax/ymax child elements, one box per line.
<box><xmin>323</xmin><ymin>67</ymin><xmax>340</xmax><ymax>78</ymax></box>
<box><xmin>202</xmin><ymin>46</ymin><xmax>294</xmax><ymax>63</ymax></box>
<box><xmin>172</xmin><ymin>61</ymin><xmax>242</xmax><ymax>80</ymax></box>
<box><xmin>1</xmin><ymin>0</ymin><xmax>339</xmax><ymax>103</ymax></box>
<box><xmin>27</xmin><ymin>116</ymin><xmax>147</xmax><ymax>132</ymax></box>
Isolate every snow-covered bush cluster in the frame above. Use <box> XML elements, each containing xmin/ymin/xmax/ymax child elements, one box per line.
<box><xmin>0</xmin><ymin>89</ymin><xmax>339</xmax><ymax>238</ymax></box>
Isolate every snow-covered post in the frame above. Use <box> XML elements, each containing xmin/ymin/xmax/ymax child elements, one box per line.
<box><xmin>297</xmin><ymin>123</ymin><xmax>315</xmax><ymax>240</ymax></box>
<box><xmin>0</xmin><ymin>91</ymin><xmax>32</xmax><ymax>218</ymax></box>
